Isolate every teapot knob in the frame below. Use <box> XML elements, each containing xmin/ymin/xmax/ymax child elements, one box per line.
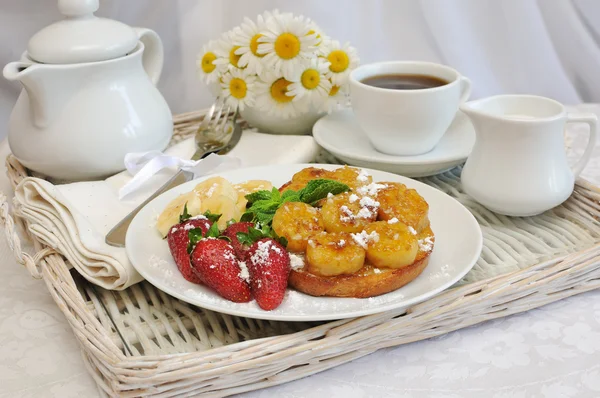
<box><xmin>58</xmin><ymin>0</ymin><xmax>98</xmax><ymax>17</ymax></box>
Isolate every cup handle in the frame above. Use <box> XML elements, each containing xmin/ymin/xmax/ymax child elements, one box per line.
<box><xmin>566</xmin><ymin>113</ymin><xmax>598</xmax><ymax>177</ymax></box>
<box><xmin>459</xmin><ymin>76</ymin><xmax>471</xmax><ymax>103</ymax></box>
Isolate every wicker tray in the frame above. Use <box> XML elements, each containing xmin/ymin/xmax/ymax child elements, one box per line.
<box><xmin>2</xmin><ymin>109</ymin><xmax>600</xmax><ymax>397</ymax></box>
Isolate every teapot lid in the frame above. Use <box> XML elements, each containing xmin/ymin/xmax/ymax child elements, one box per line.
<box><xmin>27</xmin><ymin>0</ymin><xmax>138</xmax><ymax>64</ymax></box>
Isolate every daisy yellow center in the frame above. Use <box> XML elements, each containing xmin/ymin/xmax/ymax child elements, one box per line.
<box><xmin>329</xmin><ymin>85</ymin><xmax>340</xmax><ymax>97</ymax></box>
<box><xmin>301</xmin><ymin>69</ymin><xmax>321</xmax><ymax>90</ymax></box>
<box><xmin>250</xmin><ymin>34</ymin><xmax>265</xmax><ymax>57</ymax></box>
<box><xmin>328</xmin><ymin>50</ymin><xmax>350</xmax><ymax>73</ymax></box>
<box><xmin>270</xmin><ymin>78</ymin><xmax>294</xmax><ymax>103</ymax></box>
<box><xmin>201</xmin><ymin>52</ymin><xmax>217</xmax><ymax>73</ymax></box>
<box><xmin>274</xmin><ymin>33</ymin><xmax>301</xmax><ymax>60</ymax></box>
<box><xmin>229</xmin><ymin>46</ymin><xmax>242</xmax><ymax>68</ymax></box>
<box><xmin>229</xmin><ymin>78</ymin><xmax>247</xmax><ymax>99</ymax></box>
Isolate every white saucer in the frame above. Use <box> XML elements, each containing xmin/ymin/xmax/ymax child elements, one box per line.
<box><xmin>313</xmin><ymin>109</ymin><xmax>476</xmax><ymax>177</ymax></box>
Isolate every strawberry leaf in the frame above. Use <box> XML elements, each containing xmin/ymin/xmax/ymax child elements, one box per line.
<box><xmin>205</xmin><ymin>222</ymin><xmax>220</xmax><ymax>238</ymax></box>
<box><xmin>240</xmin><ymin>211</ymin><xmax>255</xmax><ymax>222</ymax></box>
<box><xmin>277</xmin><ymin>236</ymin><xmax>288</xmax><ymax>247</ymax></box>
<box><xmin>179</xmin><ymin>203</ymin><xmax>191</xmax><ymax>223</ymax></box>
<box><xmin>187</xmin><ymin>227</ymin><xmax>204</xmax><ymax>253</ymax></box>
<box><xmin>236</xmin><ymin>232</ymin><xmax>254</xmax><ymax>246</ymax></box>
<box><xmin>203</xmin><ymin>210</ymin><xmax>222</xmax><ymax>223</ymax></box>
<box><xmin>226</xmin><ymin>219</ymin><xmax>237</xmax><ymax>227</ymax></box>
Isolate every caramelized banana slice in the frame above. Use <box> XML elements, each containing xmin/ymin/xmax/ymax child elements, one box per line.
<box><xmin>363</xmin><ymin>221</ymin><xmax>418</xmax><ymax>269</ymax></box>
<box><xmin>377</xmin><ymin>185</ymin><xmax>429</xmax><ymax>232</ymax></box>
<box><xmin>280</xmin><ymin>167</ymin><xmax>333</xmax><ymax>193</ymax></box>
<box><xmin>321</xmin><ymin>192</ymin><xmax>378</xmax><ymax>233</ymax></box>
<box><xmin>329</xmin><ymin>166</ymin><xmax>373</xmax><ymax>190</ymax></box>
<box><xmin>306</xmin><ymin>231</ymin><xmax>366</xmax><ymax>276</ymax></box>
<box><xmin>272</xmin><ymin>202</ymin><xmax>324</xmax><ymax>252</ymax></box>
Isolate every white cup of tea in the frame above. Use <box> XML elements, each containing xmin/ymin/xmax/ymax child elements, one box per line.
<box><xmin>349</xmin><ymin>61</ymin><xmax>472</xmax><ymax>156</ymax></box>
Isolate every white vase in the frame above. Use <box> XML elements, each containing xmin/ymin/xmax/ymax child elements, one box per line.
<box><xmin>240</xmin><ymin>106</ymin><xmax>324</xmax><ymax>135</ymax></box>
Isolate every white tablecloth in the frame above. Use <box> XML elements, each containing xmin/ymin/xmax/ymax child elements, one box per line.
<box><xmin>2</xmin><ymin>105</ymin><xmax>600</xmax><ymax>398</ymax></box>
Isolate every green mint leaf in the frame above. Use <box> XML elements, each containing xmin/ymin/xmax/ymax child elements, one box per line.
<box><xmin>271</xmin><ymin>187</ymin><xmax>281</xmax><ymax>202</ymax></box>
<box><xmin>250</xmin><ymin>199</ymin><xmax>280</xmax><ymax>214</ymax></box>
<box><xmin>203</xmin><ymin>210</ymin><xmax>222</xmax><ymax>224</ymax></box>
<box><xmin>281</xmin><ymin>189</ymin><xmax>300</xmax><ymax>203</ymax></box>
<box><xmin>245</xmin><ymin>190</ymin><xmax>273</xmax><ymax>204</ymax></box>
<box><xmin>205</xmin><ymin>223</ymin><xmax>220</xmax><ymax>238</ymax></box>
<box><xmin>236</xmin><ymin>232</ymin><xmax>254</xmax><ymax>246</ymax></box>
<box><xmin>278</xmin><ymin>236</ymin><xmax>288</xmax><ymax>247</ymax></box>
<box><xmin>187</xmin><ymin>227</ymin><xmax>204</xmax><ymax>254</ymax></box>
<box><xmin>255</xmin><ymin>212</ymin><xmax>275</xmax><ymax>226</ymax></box>
<box><xmin>298</xmin><ymin>179</ymin><xmax>350</xmax><ymax>205</ymax></box>
<box><xmin>240</xmin><ymin>211</ymin><xmax>255</xmax><ymax>222</ymax></box>
<box><xmin>179</xmin><ymin>203</ymin><xmax>191</xmax><ymax>223</ymax></box>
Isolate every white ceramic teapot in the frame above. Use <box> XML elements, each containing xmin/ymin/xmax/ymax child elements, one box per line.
<box><xmin>460</xmin><ymin>95</ymin><xmax>597</xmax><ymax>217</ymax></box>
<box><xmin>3</xmin><ymin>0</ymin><xmax>173</xmax><ymax>181</ymax></box>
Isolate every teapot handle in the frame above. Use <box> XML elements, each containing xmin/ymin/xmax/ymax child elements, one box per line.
<box><xmin>133</xmin><ymin>27</ymin><xmax>163</xmax><ymax>85</ymax></box>
<box><xmin>566</xmin><ymin>113</ymin><xmax>598</xmax><ymax>177</ymax></box>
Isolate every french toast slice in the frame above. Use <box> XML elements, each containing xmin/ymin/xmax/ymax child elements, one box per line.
<box><xmin>289</xmin><ymin>227</ymin><xmax>434</xmax><ymax>298</ymax></box>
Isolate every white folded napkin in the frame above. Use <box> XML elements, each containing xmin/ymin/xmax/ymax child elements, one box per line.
<box><xmin>13</xmin><ymin>130</ymin><xmax>320</xmax><ymax>290</ymax></box>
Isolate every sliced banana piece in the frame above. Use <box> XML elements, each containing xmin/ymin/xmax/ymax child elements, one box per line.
<box><xmin>156</xmin><ymin>191</ymin><xmax>202</xmax><ymax>237</ymax></box>
<box><xmin>306</xmin><ymin>231</ymin><xmax>366</xmax><ymax>276</ymax></box>
<box><xmin>201</xmin><ymin>195</ymin><xmax>241</xmax><ymax>230</ymax></box>
<box><xmin>233</xmin><ymin>180</ymin><xmax>273</xmax><ymax>214</ymax></box>
<box><xmin>363</xmin><ymin>221</ymin><xmax>418</xmax><ymax>269</ymax></box>
<box><xmin>194</xmin><ymin>177</ymin><xmax>239</xmax><ymax>203</ymax></box>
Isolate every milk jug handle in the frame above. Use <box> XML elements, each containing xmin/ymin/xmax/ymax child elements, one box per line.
<box><xmin>134</xmin><ymin>27</ymin><xmax>163</xmax><ymax>85</ymax></box>
<box><xmin>566</xmin><ymin>113</ymin><xmax>598</xmax><ymax>177</ymax></box>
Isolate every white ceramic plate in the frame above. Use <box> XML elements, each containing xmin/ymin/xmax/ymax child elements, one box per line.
<box><xmin>126</xmin><ymin>164</ymin><xmax>482</xmax><ymax>321</ymax></box>
<box><xmin>313</xmin><ymin>109</ymin><xmax>476</xmax><ymax>177</ymax></box>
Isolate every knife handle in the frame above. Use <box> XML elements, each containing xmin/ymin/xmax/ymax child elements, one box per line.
<box><xmin>105</xmin><ymin>169</ymin><xmax>193</xmax><ymax>247</ymax></box>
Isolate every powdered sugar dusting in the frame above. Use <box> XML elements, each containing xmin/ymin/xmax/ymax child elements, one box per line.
<box><xmin>351</xmin><ymin>230</ymin><xmax>380</xmax><ymax>249</ymax></box>
<box><xmin>357</xmin><ymin>169</ymin><xmax>370</xmax><ymax>182</ymax></box>
<box><xmin>189</xmin><ymin>215</ymin><xmax>208</xmax><ymax>221</ymax></box>
<box><xmin>238</xmin><ymin>261</ymin><xmax>250</xmax><ymax>282</ymax></box>
<box><xmin>388</xmin><ymin>217</ymin><xmax>399</xmax><ymax>224</ymax></box>
<box><xmin>183</xmin><ymin>223</ymin><xmax>197</xmax><ymax>231</ymax></box>
<box><xmin>419</xmin><ymin>236</ymin><xmax>434</xmax><ymax>251</ymax></box>
<box><xmin>349</xmin><ymin>194</ymin><xmax>359</xmax><ymax>203</ymax></box>
<box><xmin>357</xmin><ymin>183</ymin><xmax>388</xmax><ymax>196</ymax></box>
<box><xmin>289</xmin><ymin>253</ymin><xmax>305</xmax><ymax>270</ymax></box>
<box><xmin>224</xmin><ymin>251</ymin><xmax>236</xmax><ymax>261</ymax></box>
<box><xmin>408</xmin><ymin>226</ymin><xmax>417</xmax><ymax>235</ymax></box>
<box><xmin>359</xmin><ymin>196</ymin><xmax>380</xmax><ymax>208</ymax></box>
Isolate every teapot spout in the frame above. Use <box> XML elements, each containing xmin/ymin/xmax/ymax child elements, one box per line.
<box><xmin>3</xmin><ymin>61</ymin><xmax>60</xmax><ymax>128</ymax></box>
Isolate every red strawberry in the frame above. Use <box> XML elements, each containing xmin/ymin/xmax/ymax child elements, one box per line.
<box><xmin>190</xmin><ymin>238</ymin><xmax>252</xmax><ymax>302</ymax></box>
<box><xmin>247</xmin><ymin>238</ymin><xmax>290</xmax><ymax>310</ymax></box>
<box><xmin>222</xmin><ymin>222</ymin><xmax>254</xmax><ymax>258</ymax></box>
<box><xmin>167</xmin><ymin>217</ymin><xmax>212</xmax><ymax>284</ymax></box>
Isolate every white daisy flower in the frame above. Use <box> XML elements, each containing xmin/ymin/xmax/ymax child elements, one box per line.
<box><xmin>257</xmin><ymin>14</ymin><xmax>320</xmax><ymax>81</ymax></box>
<box><xmin>213</xmin><ymin>31</ymin><xmax>245</xmax><ymax>71</ymax></box>
<box><xmin>196</xmin><ymin>40</ymin><xmax>225</xmax><ymax>84</ymax></box>
<box><xmin>321</xmin><ymin>78</ymin><xmax>350</xmax><ymax>113</ymax></box>
<box><xmin>287</xmin><ymin>58</ymin><xmax>331</xmax><ymax>107</ymax></box>
<box><xmin>232</xmin><ymin>16</ymin><xmax>269</xmax><ymax>77</ymax></box>
<box><xmin>321</xmin><ymin>40</ymin><xmax>360</xmax><ymax>86</ymax></box>
<box><xmin>255</xmin><ymin>74</ymin><xmax>307</xmax><ymax>119</ymax></box>
<box><xmin>221</xmin><ymin>68</ymin><xmax>256</xmax><ymax>111</ymax></box>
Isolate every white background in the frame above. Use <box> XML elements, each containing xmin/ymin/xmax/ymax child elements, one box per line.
<box><xmin>1</xmin><ymin>0</ymin><xmax>600</xmax><ymax>139</ymax></box>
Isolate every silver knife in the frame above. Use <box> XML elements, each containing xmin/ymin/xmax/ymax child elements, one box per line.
<box><xmin>105</xmin><ymin>112</ymin><xmax>242</xmax><ymax>247</ymax></box>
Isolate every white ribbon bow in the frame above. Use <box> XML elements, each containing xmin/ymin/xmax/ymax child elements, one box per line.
<box><xmin>118</xmin><ymin>151</ymin><xmax>242</xmax><ymax>199</ymax></box>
